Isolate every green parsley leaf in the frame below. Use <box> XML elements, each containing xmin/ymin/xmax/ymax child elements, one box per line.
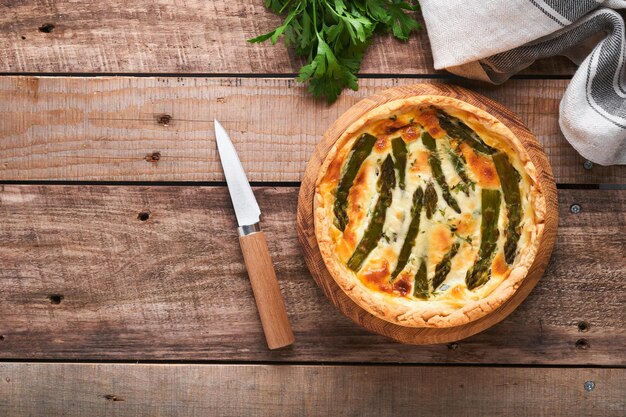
<box><xmin>249</xmin><ymin>0</ymin><xmax>422</xmax><ymax>102</ymax></box>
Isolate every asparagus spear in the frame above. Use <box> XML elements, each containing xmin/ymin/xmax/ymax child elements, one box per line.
<box><xmin>432</xmin><ymin>241</ymin><xmax>461</xmax><ymax>290</ymax></box>
<box><xmin>347</xmin><ymin>155</ymin><xmax>396</xmax><ymax>271</ymax></box>
<box><xmin>413</xmin><ymin>261</ymin><xmax>428</xmax><ymax>299</ymax></box>
<box><xmin>333</xmin><ymin>133</ymin><xmax>377</xmax><ymax>231</ymax></box>
<box><xmin>466</xmin><ymin>188</ymin><xmax>502</xmax><ymax>290</ymax></box>
<box><xmin>390</xmin><ymin>186</ymin><xmax>424</xmax><ymax>281</ymax></box>
<box><xmin>422</xmin><ymin>131</ymin><xmax>461</xmax><ymax>213</ymax></box>
<box><xmin>436</xmin><ymin>109</ymin><xmax>495</xmax><ymax>155</ymax></box>
<box><xmin>492</xmin><ymin>152</ymin><xmax>522</xmax><ymax>264</ymax></box>
<box><xmin>391</xmin><ymin>137</ymin><xmax>408</xmax><ymax>190</ymax></box>
<box><xmin>448</xmin><ymin>150</ymin><xmax>472</xmax><ymax>196</ymax></box>
<box><xmin>424</xmin><ymin>181</ymin><xmax>438</xmax><ymax>219</ymax></box>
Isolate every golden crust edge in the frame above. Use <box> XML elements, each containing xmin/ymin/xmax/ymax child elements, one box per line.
<box><xmin>314</xmin><ymin>94</ymin><xmax>547</xmax><ymax>329</ymax></box>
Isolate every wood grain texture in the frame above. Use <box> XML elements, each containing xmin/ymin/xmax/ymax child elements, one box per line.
<box><xmin>0</xmin><ymin>1</ymin><xmax>577</xmax><ymax>75</ymax></box>
<box><xmin>1</xmin><ymin>364</ymin><xmax>624</xmax><ymax>417</ymax></box>
<box><xmin>297</xmin><ymin>83</ymin><xmax>558</xmax><ymax>344</ymax></box>
<box><xmin>0</xmin><ymin>185</ymin><xmax>623</xmax><ymax>364</ymax></box>
<box><xmin>239</xmin><ymin>231</ymin><xmax>295</xmax><ymax>350</ymax></box>
<box><xmin>0</xmin><ymin>76</ymin><xmax>623</xmax><ymax>184</ymax></box>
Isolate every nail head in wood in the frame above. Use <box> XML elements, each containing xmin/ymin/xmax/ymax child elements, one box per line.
<box><xmin>48</xmin><ymin>294</ymin><xmax>63</xmax><ymax>304</ymax></box>
<box><xmin>575</xmin><ymin>338</ymin><xmax>590</xmax><ymax>350</ymax></box>
<box><xmin>137</xmin><ymin>211</ymin><xmax>150</xmax><ymax>221</ymax></box>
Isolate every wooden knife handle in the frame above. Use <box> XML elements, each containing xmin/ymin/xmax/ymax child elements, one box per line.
<box><xmin>238</xmin><ymin>231</ymin><xmax>295</xmax><ymax>350</ymax></box>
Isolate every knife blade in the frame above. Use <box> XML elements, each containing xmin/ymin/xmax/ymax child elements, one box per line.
<box><xmin>214</xmin><ymin>120</ymin><xmax>295</xmax><ymax>350</ymax></box>
<box><xmin>214</xmin><ymin>119</ymin><xmax>261</xmax><ymax>229</ymax></box>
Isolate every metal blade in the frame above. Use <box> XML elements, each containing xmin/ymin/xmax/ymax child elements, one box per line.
<box><xmin>214</xmin><ymin>119</ymin><xmax>261</xmax><ymax>227</ymax></box>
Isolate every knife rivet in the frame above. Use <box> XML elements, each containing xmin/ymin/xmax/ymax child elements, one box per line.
<box><xmin>583</xmin><ymin>160</ymin><xmax>593</xmax><ymax>170</ymax></box>
<box><xmin>137</xmin><ymin>211</ymin><xmax>150</xmax><ymax>221</ymax></box>
<box><xmin>156</xmin><ymin>114</ymin><xmax>172</xmax><ymax>126</ymax></box>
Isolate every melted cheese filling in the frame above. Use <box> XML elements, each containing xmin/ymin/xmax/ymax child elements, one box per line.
<box><xmin>321</xmin><ymin>106</ymin><xmax>536</xmax><ymax>307</ymax></box>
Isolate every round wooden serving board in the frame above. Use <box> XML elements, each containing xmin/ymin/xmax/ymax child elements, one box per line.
<box><xmin>297</xmin><ymin>83</ymin><xmax>558</xmax><ymax>344</ymax></box>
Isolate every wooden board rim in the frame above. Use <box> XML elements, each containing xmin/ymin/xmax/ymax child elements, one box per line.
<box><xmin>297</xmin><ymin>83</ymin><xmax>559</xmax><ymax>344</ymax></box>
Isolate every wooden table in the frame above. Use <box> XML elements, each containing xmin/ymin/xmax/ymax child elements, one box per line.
<box><xmin>0</xmin><ymin>2</ymin><xmax>624</xmax><ymax>416</ymax></box>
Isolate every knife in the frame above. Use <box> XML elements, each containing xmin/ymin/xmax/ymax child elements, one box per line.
<box><xmin>214</xmin><ymin>120</ymin><xmax>295</xmax><ymax>350</ymax></box>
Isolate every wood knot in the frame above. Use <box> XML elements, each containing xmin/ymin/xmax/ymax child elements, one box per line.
<box><xmin>145</xmin><ymin>151</ymin><xmax>161</xmax><ymax>163</ymax></box>
<box><xmin>156</xmin><ymin>114</ymin><xmax>172</xmax><ymax>126</ymax></box>
<box><xmin>104</xmin><ymin>395</ymin><xmax>125</xmax><ymax>402</ymax></box>
<box><xmin>39</xmin><ymin>23</ymin><xmax>55</xmax><ymax>33</ymax></box>
<box><xmin>48</xmin><ymin>294</ymin><xmax>63</xmax><ymax>304</ymax></box>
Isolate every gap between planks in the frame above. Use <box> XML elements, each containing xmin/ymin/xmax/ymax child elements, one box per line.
<box><xmin>0</xmin><ymin>72</ymin><xmax>577</xmax><ymax>79</ymax></box>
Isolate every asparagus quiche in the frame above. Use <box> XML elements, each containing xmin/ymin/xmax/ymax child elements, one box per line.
<box><xmin>315</xmin><ymin>96</ymin><xmax>546</xmax><ymax>328</ymax></box>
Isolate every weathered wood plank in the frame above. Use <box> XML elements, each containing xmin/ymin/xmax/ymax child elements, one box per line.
<box><xmin>0</xmin><ymin>1</ymin><xmax>576</xmax><ymax>75</ymax></box>
<box><xmin>1</xmin><ymin>363</ymin><xmax>623</xmax><ymax>417</ymax></box>
<box><xmin>0</xmin><ymin>76</ymin><xmax>623</xmax><ymax>184</ymax></box>
<box><xmin>0</xmin><ymin>186</ymin><xmax>623</xmax><ymax>364</ymax></box>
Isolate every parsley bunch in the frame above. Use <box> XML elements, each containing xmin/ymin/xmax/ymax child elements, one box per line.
<box><xmin>249</xmin><ymin>0</ymin><xmax>421</xmax><ymax>103</ymax></box>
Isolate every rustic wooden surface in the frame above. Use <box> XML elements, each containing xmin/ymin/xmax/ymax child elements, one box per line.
<box><xmin>0</xmin><ymin>1</ymin><xmax>577</xmax><ymax>75</ymax></box>
<box><xmin>1</xmin><ymin>1</ymin><xmax>624</xmax><ymax>415</ymax></box>
<box><xmin>0</xmin><ymin>185</ymin><xmax>623</xmax><ymax>364</ymax></box>
<box><xmin>297</xmin><ymin>83</ymin><xmax>558</xmax><ymax>344</ymax></box>
<box><xmin>1</xmin><ymin>76</ymin><xmax>624</xmax><ymax>184</ymax></box>
<box><xmin>1</xmin><ymin>364</ymin><xmax>624</xmax><ymax>417</ymax></box>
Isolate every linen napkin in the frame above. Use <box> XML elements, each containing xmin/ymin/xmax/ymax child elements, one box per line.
<box><xmin>419</xmin><ymin>0</ymin><xmax>626</xmax><ymax>165</ymax></box>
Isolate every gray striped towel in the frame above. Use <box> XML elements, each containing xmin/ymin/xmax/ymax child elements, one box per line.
<box><xmin>420</xmin><ymin>0</ymin><xmax>626</xmax><ymax>165</ymax></box>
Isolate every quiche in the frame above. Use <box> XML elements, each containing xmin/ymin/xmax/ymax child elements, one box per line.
<box><xmin>314</xmin><ymin>96</ymin><xmax>546</xmax><ymax>328</ymax></box>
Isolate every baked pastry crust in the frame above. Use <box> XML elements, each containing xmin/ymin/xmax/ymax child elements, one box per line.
<box><xmin>314</xmin><ymin>95</ymin><xmax>545</xmax><ymax>328</ymax></box>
